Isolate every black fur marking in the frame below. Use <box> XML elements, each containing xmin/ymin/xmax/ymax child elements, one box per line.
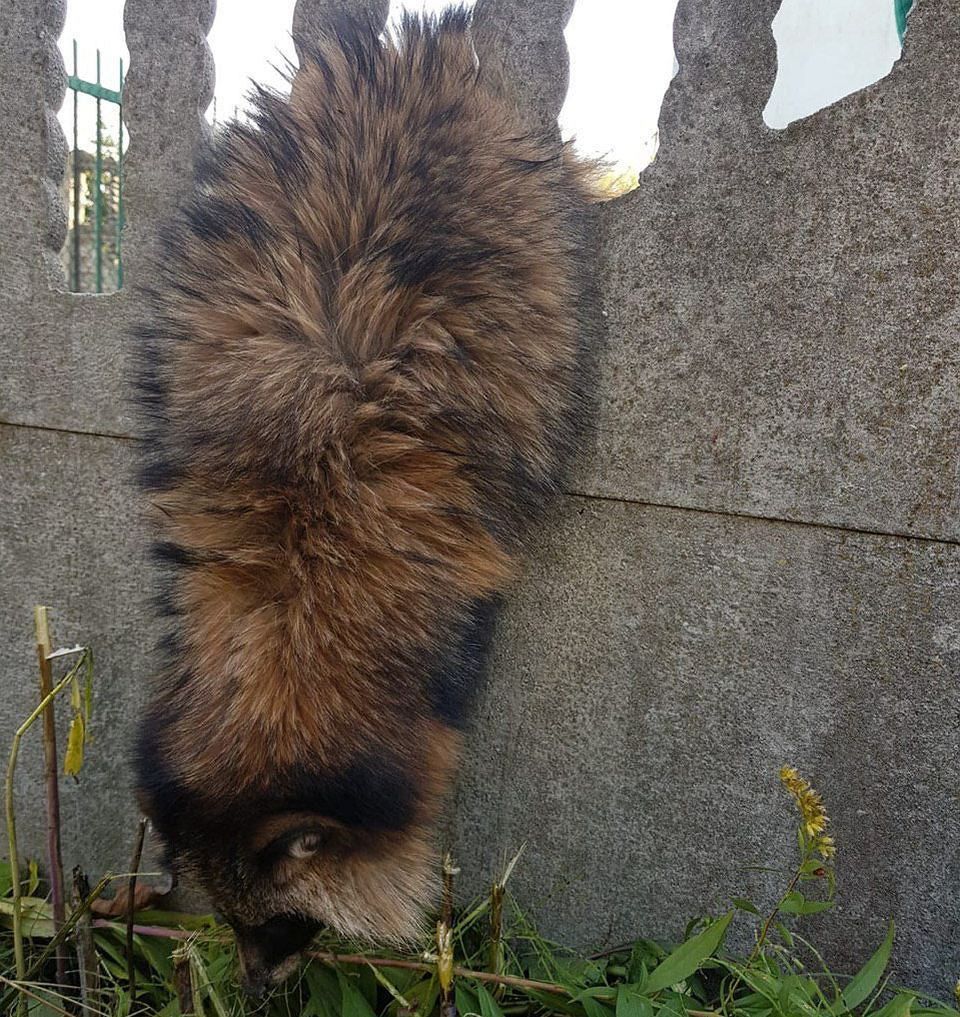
<box><xmin>149</xmin><ymin>541</ymin><xmax>201</xmax><ymax>568</ymax></box>
<box><xmin>281</xmin><ymin>750</ymin><xmax>417</xmax><ymax>831</ymax></box>
<box><xmin>386</xmin><ymin>237</ymin><xmax>505</xmax><ymax>289</ymax></box>
<box><xmin>426</xmin><ymin>597</ymin><xmax>500</xmax><ymax>728</ymax></box>
<box><xmin>137</xmin><ymin>723</ymin><xmax>419</xmax><ymax>847</ymax></box>
<box><xmin>235</xmin><ymin>915</ymin><xmax>320</xmax><ymax>974</ymax></box>
<box><xmin>133</xmin><ymin>709</ymin><xmax>190</xmax><ymax>849</ymax></box>
<box><xmin>184</xmin><ymin>196</ymin><xmax>276</xmax><ymax>250</ymax></box>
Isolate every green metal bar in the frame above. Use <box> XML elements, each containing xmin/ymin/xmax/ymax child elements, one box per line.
<box><xmin>94</xmin><ymin>49</ymin><xmax>102</xmax><ymax>294</ymax></box>
<box><xmin>116</xmin><ymin>58</ymin><xmax>124</xmax><ymax>289</ymax></box>
<box><xmin>895</xmin><ymin>0</ymin><xmax>913</xmax><ymax>42</ymax></box>
<box><xmin>72</xmin><ymin>40</ymin><xmax>80</xmax><ymax>292</ymax></box>
<box><xmin>66</xmin><ymin>76</ymin><xmax>121</xmax><ymax>104</ymax></box>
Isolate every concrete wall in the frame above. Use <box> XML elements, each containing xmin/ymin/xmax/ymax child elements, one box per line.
<box><xmin>1</xmin><ymin>0</ymin><xmax>957</xmax><ymax>995</ymax></box>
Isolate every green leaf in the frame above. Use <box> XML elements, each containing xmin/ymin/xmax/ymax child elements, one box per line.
<box><xmin>476</xmin><ymin>983</ymin><xmax>506</xmax><ymax>1017</ymax></box>
<box><xmin>338</xmin><ymin>970</ymin><xmax>377</xmax><ymax>1017</ymax></box>
<box><xmin>573</xmin><ymin>986</ymin><xmax>616</xmax><ymax>1017</ymax></box>
<box><xmin>779</xmin><ymin>892</ymin><xmax>833</xmax><ymax>915</ymax></box>
<box><xmin>644</xmin><ymin>912</ymin><xmax>734</xmax><ymax>994</ymax></box>
<box><xmin>0</xmin><ymin>895</ymin><xmax>56</xmax><ymax>938</ymax></box>
<box><xmin>835</xmin><ymin>921</ymin><xmax>895</xmax><ymax>1014</ymax></box>
<box><xmin>456</xmin><ymin>983</ymin><xmax>480</xmax><ymax>1017</ymax></box>
<box><xmin>27</xmin><ymin>860</ymin><xmax>39</xmax><ymax>896</ymax></box>
<box><xmin>733</xmin><ymin>898</ymin><xmax>760</xmax><ymax>914</ymax></box>
<box><xmin>64</xmin><ymin>715</ymin><xmax>85</xmax><ymax>776</ymax></box>
<box><xmin>872</xmin><ymin>992</ymin><xmax>913</xmax><ymax>1017</ymax></box>
<box><xmin>404</xmin><ymin>975</ymin><xmax>440</xmax><ymax>1017</ymax></box>
<box><xmin>305</xmin><ymin>964</ymin><xmax>343</xmax><ymax>1017</ymax></box>
<box><xmin>616</xmin><ymin>985</ymin><xmax>653</xmax><ymax>1017</ymax></box>
<box><xmin>527</xmin><ymin>988</ymin><xmax>586</xmax><ymax>1016</ymax></box>
<box><xmin>775</xmin><ymin>922</ymin><xmax>795</xmax><ymax>948</ymax></box>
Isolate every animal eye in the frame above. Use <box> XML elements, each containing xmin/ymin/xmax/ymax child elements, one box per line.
<box><xmin>286</xmin><ymin>832</ymin><xmax>326</xmax><ymax>859</ymax></box>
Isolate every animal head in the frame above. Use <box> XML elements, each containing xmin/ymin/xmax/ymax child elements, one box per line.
<box><xmin>136</xmin><ymin>715</ymin><xmax>451</xmax><ymax>993</ymax></box>
<box><xmin>138</xmin><ymin>790</ymin><xmax>439</xmax><ymax>994</ymax></box>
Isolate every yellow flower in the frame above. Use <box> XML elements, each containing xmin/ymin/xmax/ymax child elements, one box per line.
<box><xmin>780</xmin><ymin>765</ymin><xmax>835</xmax><ymax>860</ymax></box>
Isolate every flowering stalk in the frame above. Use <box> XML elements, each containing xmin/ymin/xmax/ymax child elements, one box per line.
<box><xmin>753</xmin><ymin>768</ymin><xmax>836</xmax><ymax>958</ymax></box>
<box><xmin>726</xmin><ymin>767</ymin><xmax>837</xmax><ymax>1009</ymax></box>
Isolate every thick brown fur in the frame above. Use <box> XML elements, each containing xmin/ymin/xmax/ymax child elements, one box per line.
<box><xmin>133</xmin><ymin>7</ymin><xmax>596</xmax><ymax>992</ymax></box>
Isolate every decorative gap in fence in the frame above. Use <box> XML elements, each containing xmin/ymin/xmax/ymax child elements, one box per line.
<box><xmin>65</xmin><ymin>40</ymin><xmax>124</xmax><ymax>293</ymax></box>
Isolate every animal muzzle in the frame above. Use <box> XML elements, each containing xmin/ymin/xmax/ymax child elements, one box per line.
<box><xmin>233</xmin><ymin>914</ymin><xmax>320</xmax><ymax>996</ymax></box>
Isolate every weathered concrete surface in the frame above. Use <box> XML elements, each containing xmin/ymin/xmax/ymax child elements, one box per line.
<box><xmin>587</xmin><ymin>0</ymin><xmax>960</xmax><ymax>543</ymax></box>
<box><xmin>0</xmin><ymin>424</ymin><xmax>151</xmax><ymax>875</ymax></box>
<box><xmin>1</xmin><ymin>0</ymin><xmax>959</xmax><ymax>997</ymax></box>
<box><xmin>453</xmin><ymin>497</ymin><xmax>960</xmax><ymax>991</ymax></box>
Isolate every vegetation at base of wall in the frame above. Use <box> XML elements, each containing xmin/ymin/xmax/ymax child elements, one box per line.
<box><xmin>3</xmin><ymin>614</ymin><xmax>959</xmax><ymax>1016</ymax></box>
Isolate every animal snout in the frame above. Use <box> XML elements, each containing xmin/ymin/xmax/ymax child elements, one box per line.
<box><xmin>234</xmin><ymin>913</ymin><xmax>320</xmax><ymax>995</ymax></box>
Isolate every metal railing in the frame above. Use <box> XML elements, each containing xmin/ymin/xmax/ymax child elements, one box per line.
<box><xmin>66</xmin><ymin>41</ymin><xmax>124</xmax><ymax>292</ymax></box>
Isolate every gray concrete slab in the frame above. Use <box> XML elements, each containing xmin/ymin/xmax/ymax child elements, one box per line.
<box><xmin>585</xmin><ymin>0</ymin><xmax>960</xmax><ymax>542</ymax></box>
<box><xmin>453</xmin><ymin>495</ymin><xmax>960</xmax><ymax>993</ymax></box>
<box><xmin>1</xmin><ymin>0</ymin><xmax>958</xmax><ymax>994</ymax></box>
<box><xmin>0</xmin><ymin>424</ymin><xmax>153</xmax><ymax>877</ymax></box>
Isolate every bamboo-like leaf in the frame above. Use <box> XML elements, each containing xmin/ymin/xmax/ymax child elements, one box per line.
<box><xmin>871</xmin><ymin>992</ymin><xmax>913</xmax><ymax>1017</ymax></box>
<box><xmin>476</xmin><ymin>982</ymin><xmax>506</xmax><ymax>1017</ymax></box>
<box><xmin>63</xmin><ymin>716</ymin><xmax>85</xmax><ymax>777</ymax></box>
<box><xmin>616</xmin><ymin>985</ymin><xmax>653</xmax><ymax>1017</ymax></box>
<box><xmin>337</xmin><ymin>970</ymin><xmax>377</xmax><ymax>1017</ymax></box>
<box><xmin>780</xmin><ymin>892</ymin><xmax>833</xmax><ymax>916</ymax></box>
<box><xmin>835</xmin><ymin>922</ymin><xmax>895</xmax><ymax>1014</ymax></box>
<box><xmin>644</xmin><ymin>912</ymin><xmax>733</xmax><ymax>994</ymax></box>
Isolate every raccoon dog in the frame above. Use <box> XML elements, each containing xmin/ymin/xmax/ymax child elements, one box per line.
<box><xmin>133</xmin><ymin>7</ymin><xmax>594</xmax><ymax>993</ymax></box>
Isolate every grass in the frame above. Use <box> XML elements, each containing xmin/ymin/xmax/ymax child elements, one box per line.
<box><xmin>1</xmin><ymin>845</ymin><xmax>959</xmax><ymax>1017</ymax></box>
<box><xmin>3</xmin><ymin>612</ymin><xmax>959</xmax><ymax>1016</ymax></box>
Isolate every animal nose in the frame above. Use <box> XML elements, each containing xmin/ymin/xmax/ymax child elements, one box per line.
<box><xmin>241</xmin><ymin>968</ymin><xmax>268</xmax><ymax>1000</ymax></box>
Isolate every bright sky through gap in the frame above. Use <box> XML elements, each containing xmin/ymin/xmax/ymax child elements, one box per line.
<box><xmin>58</xmin><ymin>1</ymin><xmax>907</xmax><ymax>173</ymax></box>
<box><xmin>59</xmin><ymin>0</ymin><xmax>676</xmax><ymax>173</ymax></box>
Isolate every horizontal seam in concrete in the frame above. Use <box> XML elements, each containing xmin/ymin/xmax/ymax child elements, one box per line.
<box><xmin>4</xmin><ymin>420</ymin><xmax>957</xmax><ymax>550</ymax></box>
<box><xmin>564</xmin><ymin>489</ymin><xmax>960</xmax><ymax>549</ymax></box>
<box><xmin>0</xmin><ymin>419</ymin><xmax>136</xmax><ymax>443</ymax></box>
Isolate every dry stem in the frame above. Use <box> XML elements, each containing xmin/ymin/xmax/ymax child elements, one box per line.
<box><xmin>127</xmin><ymin>817</ymin><xmax>149</xmax><ymax>998</ymax></box>
<box><xmin>5</xmin><ymin>658</ymin><xmax>80</xmax><ymax>1004</ymax></box>
<box><xmin>34</xmin><ymin>607</ymin><xmax>68</xmax><ymax>987</ymax></box>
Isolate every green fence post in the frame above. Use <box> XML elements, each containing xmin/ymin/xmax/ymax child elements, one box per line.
<box><xmin>117</xmin><ymin>57</ymin><xmax>124</xmax><ymax>290</ymax></box>
<box><xmin>72</xmin><ymin>40</ymin><xmax>80</xmax><ymax>292</ymax></box>
<box><xmin>895</xmin><ymin>0</ymin><xmax>913</xmax><ymax>42</ymax></box>
<box><xmin>94</xmin><ymin>48</ymin><xmax>103</xmax><ymax>294</ymax></box>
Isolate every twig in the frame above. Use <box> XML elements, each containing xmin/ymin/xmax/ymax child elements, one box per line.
<box><xmin>309</xmin><ymin>951</ymin><xmax>570</xmax><ymax>996</ymax></box>
<box><xmin>723</xmin><ymin>864</ymin><xmax>806</xmax><ymax>1011</ymax></box>
<box><xmin>310</xmin><ymin>950</ymin><xmax>726</xmax><ymax>1010</ymax></box>
<box><xmin>173</xmin><ymin>949</ymin><xmax>194</xmax><ymax>1014</ymax></box>
<box><xmin>127</xmin><ymin>817</ymin><xmax>149</xmax><ymax>999</ymax></box>
<box><xmin>73</xmin><ymin>867</ymin><xmax>100</xmax><ymax>1011</ymax></box>
<box><xmin>438</xmin><ymin>853</ymin><xmax>457</xmax><ymax>1013</ymax></box>
<box><xmin>91</xmin><ymin>919</ymin><xmax>193</xmax><ymax>939</ymax></box>
<box><xmin>5</xmin><ymin>655</ymin><xmax>83</xmax><ymax>1011</ymax></box>
<box><xmin>23</xmin><ymin>873</ymin><xmax>111</xmax><ymax>984</ymax></box>
<box><xmin>34</xmin><ymin>607</ymin><xmax>68</xmax><ymax>988</ymax></box>
<box><xmin>488</xmin><ymin>880</ymin><xmax>503</xmax><ymax>980</ymax></box>
<box><xmin>0</xmin><ymin>974</ymin><xmax>79</xmax><ymax>1017</ymax></box>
